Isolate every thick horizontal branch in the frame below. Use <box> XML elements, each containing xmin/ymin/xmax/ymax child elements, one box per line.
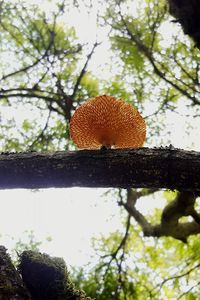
<box><xmin>0</xmin><ymin>148</ymin><xmax>200</xmax><ymax>190</ymax></box>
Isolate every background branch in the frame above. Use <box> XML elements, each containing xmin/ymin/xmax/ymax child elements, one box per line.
<box><xmin>122</xmin><ymin>189</ymin><xmax>200</xmax><ymax>242</ymax></box>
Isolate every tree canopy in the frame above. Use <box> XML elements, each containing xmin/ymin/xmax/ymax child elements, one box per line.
<box><xmin>0</xmin><ymin>0</ymin><xmax>200</xmax><ymax>299</ymax></box>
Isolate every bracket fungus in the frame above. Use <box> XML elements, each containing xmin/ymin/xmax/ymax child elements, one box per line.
<box><xmin>70</xmin><ymin>95</ymin><xmax>146</xmax><ymax>149</ymax></box>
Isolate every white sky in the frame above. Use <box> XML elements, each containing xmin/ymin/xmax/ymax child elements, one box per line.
<box><xmin>0</xmin><ymin>187</ymin><xmax>166</xmax><ymax>267</ymax></box>
<box><xmin>0</xmin><ymin>0</ymin><xmax>199</xmax><ymax>268</ymax></box>
<box><xmin>0</xmin><ymin>188</ymin><xmax>122</xmax><ymax>266</ymax></box>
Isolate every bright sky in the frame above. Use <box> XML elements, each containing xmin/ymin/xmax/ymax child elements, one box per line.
<box><xmin>0</xmin><ymin>188</ymin><xmax>122</xmax><ymax>266</ymax></box>
<box><xmin>0</xmin><ymin>187</ymin><xmax>166</xmax><ymax>267</ymax></box>
<box><xmin>0</xmin><ymin>0</ymin><xmax>199</xmax><ymax>269</ymax></box>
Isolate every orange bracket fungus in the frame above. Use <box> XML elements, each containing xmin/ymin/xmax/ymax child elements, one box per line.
<box><xmin>70</xmin><ymin>95</ymin><xmax>146</xmax><ymax>149</ymax></box>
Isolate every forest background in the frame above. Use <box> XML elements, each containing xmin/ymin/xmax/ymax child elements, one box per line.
<box><xmin>0</xmin><ymin>0</ymin><xmax>200</xmax><ymax>299</ymax></box>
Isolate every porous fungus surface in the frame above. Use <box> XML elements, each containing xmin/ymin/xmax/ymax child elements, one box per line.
<box><xmin>70</xmin><ymin>95</ymin><xmax>146</xmax><ymax>149</ymax></box>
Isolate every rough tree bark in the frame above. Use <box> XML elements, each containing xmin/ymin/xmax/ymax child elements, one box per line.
<box><xmin>0</xmin><ymin>246</ymin><xmax>31</xmax><ymax>300</ymax></box>
<box><xmin>167</xmin><ymin>0</ymin><xmax>200</xmax><ymax>48</ymax></box>
<box><xmin>0</xmin><ymin>248</ymin><xmax>92</xmax><ymax>300</ymax></box>
<box><xmin>0</xmin><ymin>147</ymin><xmax>200</xmax><ymax>191</ymax></box>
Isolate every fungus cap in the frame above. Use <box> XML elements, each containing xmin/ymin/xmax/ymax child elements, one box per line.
<box><xmin>70</xmin><ymin>95</ymin><xmax>146</xmax><ymax>149</ymax></box>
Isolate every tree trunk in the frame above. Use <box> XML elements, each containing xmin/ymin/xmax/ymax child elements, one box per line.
<box><xmin>0</xmin><ymin>147</ymin><xmax>200</xmax><ymax>191</ymax></box>
<box><xmin>167</xmin><ymin>0</ymin><xmax>200</xmax><ymax>48</ymax></box>
<box><xmin>0</xmin><ymin>246</ymin><xmax>31</xmax><ymax>299</ymax></box>
<box><xmin>0</xmin><ymin>247</ymin><xmax>92</xmax><ymax>300</ymax></box>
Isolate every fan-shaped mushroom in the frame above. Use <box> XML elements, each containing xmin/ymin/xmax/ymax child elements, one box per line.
<box><xmin>70</xmin><ymin>95</ymin><xmax>146</xmax><ymax>149</ymax></box>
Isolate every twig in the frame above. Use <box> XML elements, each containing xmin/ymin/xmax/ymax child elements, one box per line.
<box><xmin>71</xmin><ymin>42</ymin><xmax>100</xmax><ymax>99</ymax></box>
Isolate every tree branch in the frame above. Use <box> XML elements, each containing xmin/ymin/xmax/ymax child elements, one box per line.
<box><xmin>119</xmin><ymin>14</ymin><xmax>200</xmax><ymax>105</ymax></box>
<box><xmin>71</xmin><ymin>41</ymin><xmax>100</xmax><ymax>99</ymax></box>
<box><xmin>160</xmin><ymin>262</ymin><xmax>200</xmax><ymax>289</ymax></box>
<box><xmin>122</xmin><ymin>189</ymin><xmax>200</xmax><ymax>241</ymax></box>
<box><xmin>1</xmin><ymin>148</ymin><xmax>200</xmax><ymax>190</ymax></box>
<box><xmin>0</xmin><ymin>92</ymin><xmax>63</xmax><ymax>114</ymax></box>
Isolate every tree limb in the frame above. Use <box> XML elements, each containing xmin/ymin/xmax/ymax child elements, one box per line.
<box><xmin>0</xmin><ymin>148</ymin><xmax>200</xmax><ymax>190</ymax></box>
<box><xmin>120</xmin><ymin>17</ymin><xmax>200</xmax><ymax>105</ymax></box>
<box><xmin>71</xmin><ymin>41</ymin><xmax>100</xmax><ymax>99</ymax></box>
<box><xmin>123</xmin><ymin>189</ymin><xmax>200</xmax><ymax>241</ymax></box>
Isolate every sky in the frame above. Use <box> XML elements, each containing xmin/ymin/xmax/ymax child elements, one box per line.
<box><xmin>0</xmin><ymin>187</ymin><xmax>166</xmax><ymax>267</ymax></box>
<box><xmin>0</xmin><ymin>188</ymin><xmax>122</xmax><ymax>267</ymax></box>
<box><xmin>0</xmin><ymin>0</ymin><xmax>199</xmax><ymax>269</ymax></box>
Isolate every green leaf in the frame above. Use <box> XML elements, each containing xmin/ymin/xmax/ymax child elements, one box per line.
<box><xmin>22</xmin><ymin>119</ymin><xmax>32</xmax><ymax>132</ymax></box>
